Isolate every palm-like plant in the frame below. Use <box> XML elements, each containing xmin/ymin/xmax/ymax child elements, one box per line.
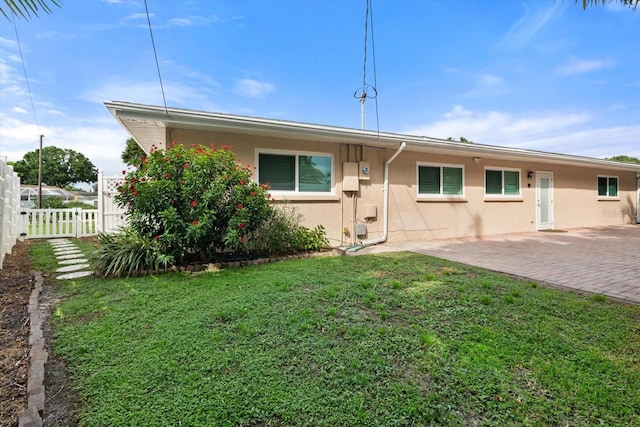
<box><xmin>1</xmin><ymin>0</ymin><xmax>61</xmax><ymax>21</ymax></box>
<box><xmin>579</xmin><ymin>0</ymin><xmax>639</xmax><ymax>10</ymax></box>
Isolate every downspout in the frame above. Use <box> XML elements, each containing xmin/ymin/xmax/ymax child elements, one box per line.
<box><xmin>360</xmin><ymin>142</ymin><xmax>406</xmax><ymax>246</ymax></box>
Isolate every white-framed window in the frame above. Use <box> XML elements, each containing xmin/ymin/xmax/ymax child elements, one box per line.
<box><xmin>597</xmin><ymin>175</ymin><xmax>618</xmax><ymax>198</ymax></box>
<box><xmin>485</xmin><ymin>167</ymin><xmax>521</xmax><ymax>197</ymax></box>
<box><xmin>256</xmin><ymin>149</ymin><xmax>334</xmax><ymax>194</ymax></box>
<box><xmin>417</xmin><ymin>163</ymin><xmax>464</xmax><ymax>198</ymax></box>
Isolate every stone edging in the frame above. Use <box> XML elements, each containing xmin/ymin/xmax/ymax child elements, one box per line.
<box><xmin>122</xmin><ymin>249</ymin><xmax>341</xmax><ymax>277</ymax></box>
<box><xmin>19</xmin><ymin>271</ymin><xmax>47</xmax><ymax>427</ymax></box>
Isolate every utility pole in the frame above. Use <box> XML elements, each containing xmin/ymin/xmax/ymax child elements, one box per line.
<box><xmin>38</xmin><ymin>134</ymin><xmax>44</xmax><ymax>208</ymax></box>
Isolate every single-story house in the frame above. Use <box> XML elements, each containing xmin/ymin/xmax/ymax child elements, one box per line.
<box><xmin>105</xmin><ymin>101</ymin><xmax>640</xmax><ymax>247</ymax></box>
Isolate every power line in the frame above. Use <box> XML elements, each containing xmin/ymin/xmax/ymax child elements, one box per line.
<box><xmin>144</xmin><ymin>0</ymin><xmax>169</xmax><ymax>116</ymax></box>
<box><xmin>12</xmin><ymin>13</ymin><xmax>41</xmax><ymax>135</ymax></box>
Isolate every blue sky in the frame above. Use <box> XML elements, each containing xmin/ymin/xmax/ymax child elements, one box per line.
<box><xmin>1</xmin><ymin>0</ymin><xmax>639</xmax><ymax>179</ymax></box>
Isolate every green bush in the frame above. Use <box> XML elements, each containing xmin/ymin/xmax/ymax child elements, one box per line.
<box><xmin>115</xmin><ymin>143</ymin><xmax>273</xmax><ymax>262</ymax></box>
<box><xmin>93</xmin><ymin>228</ymin><xmax>172</xmax><ymax>277</ymax></box>
<box><xmin>40</xmin><ymin>197</ymin><xmax>65</xmax><ymax>208</ymax></box>
<box><xmin>251</xmin><ymin>205</ymin><xmax>329</xmax><ymax>255</ymax></box>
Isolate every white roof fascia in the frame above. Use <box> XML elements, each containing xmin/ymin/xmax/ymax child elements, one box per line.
<box><xmin>104</xmin><ymin>101</ymin><xmax>640</xmax><ymax>173</ymax></box>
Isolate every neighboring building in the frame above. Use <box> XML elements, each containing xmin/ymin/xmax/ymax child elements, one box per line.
<box><xmin>106</xmin><ymin>101</ymin><xmax>640</xmax><ymax>247</ymax></box>
<box><xmin>20</xmin><ymin>185</ymin><xmax>98</xmax><ymax>208</ymax></box>
<box><xmin>20</xmin><ymin>185</ymin><xmax>76</xmax><ymax>208</ymax></box>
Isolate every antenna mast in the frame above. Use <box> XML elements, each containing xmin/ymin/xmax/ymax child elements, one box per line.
<box><xmin>354</xmin><ymin>0</ymin><xmax>378</xmax><ymax>130</ymax></box>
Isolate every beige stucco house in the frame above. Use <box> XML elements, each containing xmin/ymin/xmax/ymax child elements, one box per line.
<box><xmin>106</xmin><ymin>101</ymin><xmax>640</xmax><ymax>248</ymax></box>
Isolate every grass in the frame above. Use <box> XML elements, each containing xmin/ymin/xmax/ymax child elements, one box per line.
<box><xmin>32</xmin><ymin>241</ymin><xmax>640</xmax><ymax>426</ymax></box>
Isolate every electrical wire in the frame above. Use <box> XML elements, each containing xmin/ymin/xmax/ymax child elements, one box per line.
<box><xmin>144</xmin><ymin>0</ymin><xmax>169</xmax><ymax>116</ymax></box>
<box><xmin>12</xmin><ymin>13</ymin><xmax>41</xmax><ymax>135</ymax></box>
<box><xmin>354</xmin><ymin>0</ymin><xmax>381</xmax><ymax>136</ymax></box>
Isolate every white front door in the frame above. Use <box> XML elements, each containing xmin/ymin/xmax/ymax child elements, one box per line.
<box><xmin>536</xmin><ymin>172</ymin><xmax>554</xmax><ymax>230</ymax></box>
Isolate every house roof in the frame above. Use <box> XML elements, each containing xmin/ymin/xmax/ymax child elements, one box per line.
<box><xmin>105</xmin><ymin>101</ymin><xmax>640</xmax><ymax>173</ymax></box>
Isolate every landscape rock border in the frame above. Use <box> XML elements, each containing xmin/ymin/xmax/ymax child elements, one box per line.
<box><xmin>18</xmin><ymin>271</ymin><xmax>46</xmax><ymax>427</ymax></box>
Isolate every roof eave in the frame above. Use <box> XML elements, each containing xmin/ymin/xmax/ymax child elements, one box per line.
<box><xmin>104</xmin><ymin>101</ymin><xmax>640</xmax><ymax>173</ymax></box>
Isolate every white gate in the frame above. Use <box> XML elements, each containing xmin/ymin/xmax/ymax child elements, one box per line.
<box><xmin>20</xmin><ymin>208</ymin><xmax>99</xmax><ymax>239</ymax></box>
<box><xmin>98</xmin><ymin>173</ymin><xmax>126</xmax><ymax>234</ymax></box>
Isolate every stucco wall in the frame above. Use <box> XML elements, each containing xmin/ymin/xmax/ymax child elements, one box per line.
<box><xmin>168</xmin><ymin>129</ymin><xmax>638</xmax><ymax>246</ymax></box>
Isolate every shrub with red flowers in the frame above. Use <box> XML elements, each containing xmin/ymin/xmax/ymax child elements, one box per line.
<box><xmin>115</xmin><ymin>142</ymin><xmax>272</xmax><ymax>263</ymax></box>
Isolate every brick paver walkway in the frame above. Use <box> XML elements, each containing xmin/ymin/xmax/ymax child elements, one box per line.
<box><xmin>354</xmin><ymin>225</ymin><xmax>640</xmax><ymax>304</ymax></box>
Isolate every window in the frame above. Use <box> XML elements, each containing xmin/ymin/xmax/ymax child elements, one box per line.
<box><xmin>485</xmin><ymin>168</ymin><xmax>521</xmax><ymax>196</ymax></box>
<box><xmin>418</xmin><ymin>164</ymin><xmax>464</xmax><ymax>197</ymax></box>
<box><xmin>258</xmin><ymin>151</ymin><xmax>333</xmax><ymax>193</ymax></box>
<box><xmin>598</xmin><ymin>175</ymin><xmax>618</xmax><ymax>198</ymax></box>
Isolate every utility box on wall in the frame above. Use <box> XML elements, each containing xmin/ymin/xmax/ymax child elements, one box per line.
<box><xmin>343</xmin><ymin>162</ymin><xmax>359</xmax><ymax>192</ymax></box>
<box><xmin>365</xmin><ymin>204</ymin><xmax>377</xmax><ymax>219</ymax></box>
<box><xmin>355</xmin><ymin>223</ymin><xmax>367</xmax><ymax>236</ymax></box>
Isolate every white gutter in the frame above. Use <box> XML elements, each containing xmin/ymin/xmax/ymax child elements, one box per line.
<box><xmin>360</xmin><ymin>142</ymin><xmax>406</xmax><ymax>246</ymax></box>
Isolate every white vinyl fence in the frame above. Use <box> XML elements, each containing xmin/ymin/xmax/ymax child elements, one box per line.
<box><xmin>1</xmin><ymin>160</ymin><xmax>21</xmax><ymax>269</ymax></box>
<box><xmin>98</xmin><ymin>172</ymin><xmax>127</xmax><ymax>234</ymax></box>
<box><xmin>19</xmin><ymin>208</ymin><xmax>99</xmax><ymax>239</ymax></box>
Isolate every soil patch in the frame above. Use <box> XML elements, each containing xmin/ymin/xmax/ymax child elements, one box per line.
<box><xmin>0</xmin><ymin>241</ymin><xmax>79</xmax><ymax>427</ymax></box>
<box><xmin>0</xmin><ymin>241</ymin><xmax>32</xmax><ymax>427</ymax></box>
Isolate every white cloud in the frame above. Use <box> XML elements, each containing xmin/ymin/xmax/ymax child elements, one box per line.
<box><xmin>0</xmin><ymin>114</ymin><xmax>130</xmax><ymax>176</ymax></box>
<box><xmin>80</xmin><ymin>78</ymin><xmax>218</xmax><ymax>111</ymax></box>
<box><xmin>497</xmin><ymin>3</ymin><xmax>563</xmax><ymax>50</ymax></box>
<box><xmin>556</xmin><ymin>58</ymin><xmax>610</xmax><ymax>75</ymax></box>
<box><xmin>403</xmin><ymin>105</ymin><xmax>640</xmax><ymax>158</ymax></box>
<box><xmin>234</xmin><ymin>79</ymin><xmax>275</xmax><ymax>98</ymax></box>
<box><xmin>12</xmin><ymin>107</ymin><xmax>27</xmax><ymax>113</ymax></box>
<box><xmin>0</xmin><ymin>37</ymin><xmax>18</xmax><ymax>49</ymax></box>
<box><xmin>123</xmin><ymin>12</ymin><xmax>149</xmax><ymax>21</ymax></box>
<box><xmin>480</xmin><ymin>74</ymin><xmax>503</xmax><ymax>86</ymax></box>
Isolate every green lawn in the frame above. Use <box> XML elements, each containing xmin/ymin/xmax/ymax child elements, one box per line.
<box><xmin>32</xmin><ymin>241</ymin><xmax>640</xmax><ymax>426</ymax></box>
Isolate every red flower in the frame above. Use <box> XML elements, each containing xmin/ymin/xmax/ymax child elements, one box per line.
<box><xmin>141</xmin><ymin>177</ymin><xmax>146</xmax><ymax>182</ymax></box>
<box><xmin>122</xmin><ymin>170</ymin><xmax>127</xmax><ymax>175</ymax></box>
<box><xmin>164</xmin><ymin>173</ymin><xmax>171</xmax><ymax>179</ymax></box>
<box><xmin>238</xmin><ymin>223</ymin><xmax>244</xmax><ymax>229</ymax></box>
<box><xmin>250</xmin><ymin>191</ymin><xmax>257</xmax><ymax>197</ymax></box>
<box><xmin>154</xmin><ymin>235</ymin><xmax>159</xmax><ymax>240</ymax></box>
<box><xmin>133</xmin><ymin>191</ymin><xmax>140</xmax><ymax>197</ymax></box>
<box><xmin>190</xmin><ymin>200</ymin><xmax>197</xmax><ymax>207</ymax></box>
<box><xmin>239</xmin><ymin>236</ymin><xmax>245</xmax><ymax>243</ymax></box>
<box><xmin>192</xmin><ymin>220</ymin><xmax>199</xmax><ymax>225</ymax></box>
<box><xmin>237</xmin><ymin>203</ymin><xmax>243</xmax><ymax>209</ymax></box>
<box><xmin>163</xmin><ymin>157</ymin><xmax>168</xmax><ymax>162</ymax></box>
<box><xmin>183</xmin><ymin>163</ymin><xmax>189</xmax><ymax>168</ymax></box>
<box><xmin>240</xmin><ymin>179</ymin><xmax>246</xmax><ymax>185</ymax></box>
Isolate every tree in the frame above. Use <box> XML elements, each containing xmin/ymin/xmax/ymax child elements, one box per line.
<box><xmin>447</xmin><ymin>136</ymin><xmax>474</xmax><ymax>143</ymax></box>
<box><xmin>1</xmin><ymin>0</ymin><xmax>61</xmax><ymax>21</ymax></box>
<box><xmin>121</xmin><ymin>138</ymin><xmax>146</xmax><ymax>168</ymax></box>
<box><xmin>605</xmin><ymin>155</ymin><xmax>640</xmax><ymax>164</ymax></box>
<box><xmin>578</xmin><ymin>0</ymin><xmax>639</xmax><ymax>10</ymax></box>
<box><xmin>13</xmin><ymin>146</ymin><xmax>98</xmax><ymax>188</ymax></box>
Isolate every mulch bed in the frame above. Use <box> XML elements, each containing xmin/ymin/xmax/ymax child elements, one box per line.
<box><xmin>0</xmin><ymin>241</ymin><xmax>32</xmax><ymax>427</ymax></box>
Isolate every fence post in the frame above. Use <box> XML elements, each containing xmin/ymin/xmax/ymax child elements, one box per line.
<box><xmin>97</xmin><ymin>171</ymin><xmax>103</xmax><ymax>233</ymax></box>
